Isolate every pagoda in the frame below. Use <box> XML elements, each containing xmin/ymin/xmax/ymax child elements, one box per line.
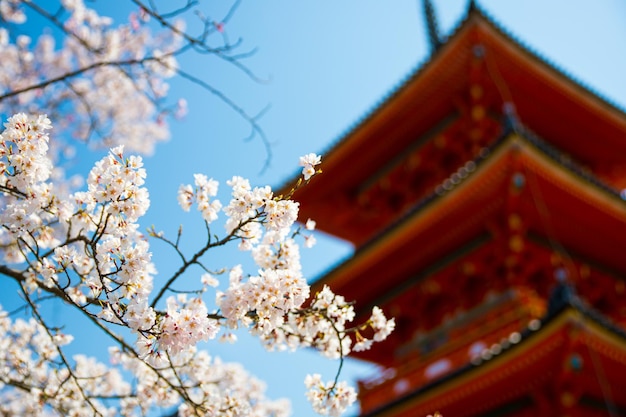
<box><xmin>284</xmin><ymin>1</ymin><xmax>626</xmax><ymax>416</ymax></box>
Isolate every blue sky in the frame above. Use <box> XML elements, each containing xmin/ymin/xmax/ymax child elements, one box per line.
<box><xmin>3</xmin><ymin>1</ymin><xmax>626</xmax><ymax>416</ymax></box>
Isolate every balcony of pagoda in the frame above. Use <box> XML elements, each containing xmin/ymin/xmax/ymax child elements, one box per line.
<box><xmin>357</xmin><ymin>301</ymin><xmax>626</xmax><ymax>417</ymax></box>
<box><xmin>357</xmin><ymin>288</ymin><xmax>545</xmax><ymax>414</ymax></box>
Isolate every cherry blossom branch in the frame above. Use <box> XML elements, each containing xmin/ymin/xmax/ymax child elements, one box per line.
<box><xmin>18</xmin><ymin>283</ymin><xmax>105</xmax><ymax>416</ymax></box>
<box><xmin>150</xmin><ymin>215</ymin><xmax>261</xmax><ymax>308</ymax></box>
<box><xmin>130</xmin><ymin>0</ymin><xmax>242</xmax><ymax>54</ymax></box>
<box><xmin>0</xmin><ymin>56</ymin><xmax>168</xmax><ymax>102</ymax></box>
<box><xmin>0</xmin><ymin>185</ymin><xmax>27</xmax><ymax>198</ymax></box>
<box><xmin>8</xmin><ymin>268</ymin><xmax>207</xmax><ymax>411</ymax></box>
<box><xmin>0</xmin><ymin>0</ymin><xmax>275</xmax><ymax>166</ymax></box>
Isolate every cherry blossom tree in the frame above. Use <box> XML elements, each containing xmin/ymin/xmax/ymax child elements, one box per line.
<box><xmin>0</xmin><ymin>1</ymin><xmax>395</xmax><ymax>416</ymax></box>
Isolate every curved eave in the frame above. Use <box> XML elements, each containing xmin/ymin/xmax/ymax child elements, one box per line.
<box><xmin>473</xmin><ymin>16</ymin><xmax>626</xmax><ymax>163</ymax></box>
<box><xmin>311</xmin><ymin>131</ymin><xmax>626</xmax><ymax>315</ymax></box>
<box><xmin>472</xmin><ymin>2</ymin><xmax>626</xmax><ymax>118</ymax></box>
<box><xmin>513</xmin><ymin>132</ymin><xmax>626</xmax><ymax>274</ymax></box>
<box><xmin>361</xmin><ymin>305</ymin><xmax>626</xmax><ymax>417</ymax></box>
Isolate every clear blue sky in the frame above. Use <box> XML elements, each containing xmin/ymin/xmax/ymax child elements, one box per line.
<box><xmin>4</xmin><ymin>1</ymin><xmax>626</xmax><ymax>416</ymax></box>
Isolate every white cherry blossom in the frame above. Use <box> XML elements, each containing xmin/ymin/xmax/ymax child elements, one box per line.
<box><xmin>299</xmin><ymin>153</ymin><xmax>322</xmax><ymax>181</ymax></box>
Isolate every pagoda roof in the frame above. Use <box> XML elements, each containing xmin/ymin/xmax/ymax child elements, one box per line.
<box><xmin>359</xmin><ymin>289</ymin><xmax>626</xmax><ymax>417</ymax></box>
<box><xmin>310</xmin><ymin>126</ymin><xmax>626</xmax><ymax>323</ymax></box>
<box><xmin>283</xmin><ymin>4</ymin><xmax>626</xmax><ymax>245</ymax></box>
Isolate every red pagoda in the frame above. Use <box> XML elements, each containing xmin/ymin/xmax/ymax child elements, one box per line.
<box><xmin>284</xmin><ymin>1</ymin><xmax>626</xmax><ymax>416</ymax></box>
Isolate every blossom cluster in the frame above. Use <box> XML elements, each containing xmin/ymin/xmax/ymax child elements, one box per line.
<box><xmin>0</xmin><ymin>304</ymin><xmax>289</xmax><ymax>417</ymax></box>
<box><xmin>178</xmin><ymin>174</ymin><xmax>222</xmax><ymax>223</ymax></box>
<box><xmin>0</xmin><ymin>113</ymin><xmax>395</xmax><ymax>416</ymax></box>
<box><xmin>299</xmin><ymin>153</ymin><xmax>322</xmax><ymax>181</ymax></box>
<box><xmin>305</xmin><ymin>374</ymin><xmax>357</xmax><ymax>417</ymax></box>
<box><xmin>0</xmin><ymin>113</ymin><xmax>52</xmax><ymax>190</ymax></box>
<box><xmin>0</xmin><ymin>0</ymin><xmax>182</xmax><ymax>158</ymax></box>
<box><xmin>158</xmin><ymin>295</ymin><xmax>219</xmax><ymax>356</ymax></box>
<box><xmin>0</xmin><ymin>113</ymin><xmax>68</xmax><ymax>263</ymax></box>
<box><xmin>112</xmin><ymin>345</ymin><xmax>292</xmax><ymax>417</ymax></box>
<box><xmin>259</xmin><ymin>286</ymin><xmax>395</xmax><ymax>360</ymax></box>
<box><xmin>0</xmin><ymin>306</ymin><xmax>132</xmax><ymax>416</ymax></box>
